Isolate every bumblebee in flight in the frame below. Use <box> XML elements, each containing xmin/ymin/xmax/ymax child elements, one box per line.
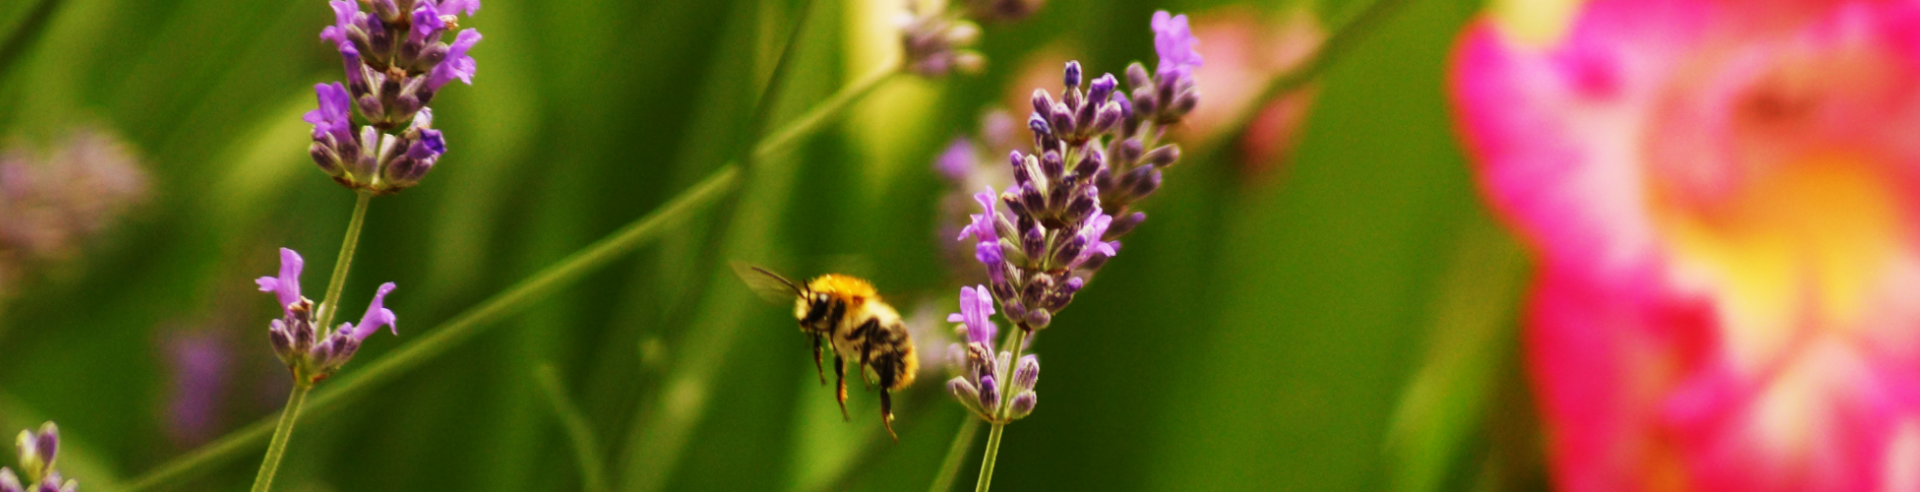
<box><xmin>735</xmin><ymin>264</ymin><xmax>919</xmax><ymax>439</ymax></box>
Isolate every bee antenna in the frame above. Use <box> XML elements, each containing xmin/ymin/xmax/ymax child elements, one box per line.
<box><xmin>752</xmin><ymin>266</ymin><xmax>804</xmax><ymax>295</ymax></box>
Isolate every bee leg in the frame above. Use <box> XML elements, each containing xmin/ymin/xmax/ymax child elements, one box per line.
<box><xmin>880</xmin><ymin>387</ymin><xmax>897</xmax><ymax>441</ymax></box>
<box><xmin>810</xmin><ymin>334</ymin><xmax>826</xmax><ymax>385</ymax></box>
<box><xmin>834</xmin><ymin>354</ymin><xmax>850</xmax><ymax>421</ymax></box>
<box><xmin>855</xmin><ymin>319</ymin><xmax>879</xmax><ymax>390</ymax></box>
<box><xmin>877</xmin><ymin>363</ymin><xmax>899</xmax><ymax>441</ymax></box>
<box><xmin>859</xmin><ymin>348</ymin><xmax>874</xmax><ymax>391</ymax></box>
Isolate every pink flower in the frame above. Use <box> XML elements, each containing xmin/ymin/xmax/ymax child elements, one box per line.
<box><xmin>1450</xmin><ymin>1</ymin><xmax>1920</xmax><ymax>491</ymax></box>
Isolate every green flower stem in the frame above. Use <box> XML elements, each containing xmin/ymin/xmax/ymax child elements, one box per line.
<box><xmin>316</xmin><ymin>191</ymin><xmax>373</xmax><ymax>331</ymax></box>
<box><xmin>928</xmin><ymin>417</ymin><xmax>982</xmax><ymax>492</ymax></box>
<box><xmin>247</xmin><ymin>383</ymin><xmax>310</xmax><ymax>492</ymax></box>
<box><xmin>750</xmin><ymin>62</ymin><xmax>899</xmax><ymax>162</ymax></box>
<box><xmin>116</xmin><ymin>166</ymin><xmax>740</xmax><ymax>492</ymax></box>
<box><xmin>1197</xmin><ymin>0</ymin><xmax>1413</xmax><ymax>157</ymax></box>
<box><xmin>535</xmin><ymin>364</ymin><xmax>608</xmax><ymax>492</ymax></box>
<box><xmin>973</xmin><ymin>325</ymin><xmax>1030</xmax><ymax>492</ymax></box>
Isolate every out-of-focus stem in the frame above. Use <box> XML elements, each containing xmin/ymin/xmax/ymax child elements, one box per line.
<box><xmin>247</xmin><ymin>383</ymin><xmax>310</xmax><ymax>492</ymax></box>
<box><xmin>930</xmin><ymin>418</ymin><xmax>982</xmax><ymax>492</ymax></box>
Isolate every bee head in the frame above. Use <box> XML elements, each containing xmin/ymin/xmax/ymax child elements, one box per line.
<box><xmin>794</xmin><ymin>291</ymin><xmax>833</xmax><ymax>329</ymax></box>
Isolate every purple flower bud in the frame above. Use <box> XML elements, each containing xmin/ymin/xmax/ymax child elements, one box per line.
<box><xmin>1026</xmin><ymin>113</ymin><xmax>1050</xmax><ymax>138</ymax></box>
<box><xmin>1118</xmin><ymin>138</ymin><xmax>1145</xmax><ymax>164</ymax></box>
<box><xmin>255</xmin><ymin>248</ymin><xmax>305</xmax><ymax>312</ymax></box>
<box><xmin>1130</xmin><ymin>167</ymin><xmax>1163</xmax><ymax>197</ymax></box>
<box><xmin>1009</xmin><ymin>391</ymin><xmax>1037</xmax><ymax>418</ymax></box>
<box><xmin>1040</xmin><ymin>149</ymin><xmax>1064</xmax><ymax>181</ymax></box>
<box><xmin>269</xmin><ymin>320</ymin><xmax>294</xmax><ymax>357</ymax></box>
<box><xmin>1013</xmin><ymin>355</ymin><xmax>1038</xmax><ymax>391</ymax></box>
<box><xmin>948</xmin><ymin>377</ymin><xmax>981</xmax><ymax>412</ymax></box>
<box><xmin>1092</xmin><ymin>101</ymin><xmax>1123</xmax><ymax>134</ymax></box>
<box><xmin>0</xmin><ymin>469</ymin><xmax>19</xmax><ymax>492</ymax></box>
<box><xmin>1025</xmin><ymin>308</ymin><xmax>1051</xmax><ymax>328</ymax></box>
<box><xmin>1021</xmin><ymin>225</ymin><xmax>1046</xmax><ymax>259</ymax></box>
<box><xmin>1133</xmin><ymin>88</ymin><xmax>1159</xmax><ymax>118</ymax></box>
<box><xmin>1172</xmin><ymin>90</ymin><xmax>1199</xmax><ymax>116</ymax></box>
<box><xmin>1030</xmin><ymin>90</ymin><xmax>1055</xmax><ymax>121</ymax></box>
<box><xmin>1143</xmin><ymin>144</ymin><xmax>1180</xmax><ymax>167</ymax></box>
<box><xmin>1073</xmin><ymin>148</ymin><xmax>1103</xmax><ymax>178</ymax></box>
<box><xmin>978</xmin><ymin>374</ymin><xmax>1000</xmax><ymax>410</ymax></box>
<box><xmin>1126</xmin><ymin>62</ymin><xmax>1151</xmax><ymax>90</ymax></box>
<box><xmin>1087</xmin><ymin>74</ymin><xmax>1117</xmax><ymax>104</ymax></box>
<box><xmin>1048</xmin><ymin>104</ymin><xmax>1076</xmax><ymax>137</ymax></box>
<box><xmin>1063</xmin><ymin>61</ymin><xmax>1082</xmax><ymax>89</ymax></box>
<box><xmin>33</xmin><ymin>424</ymin><xmax>55</xmax><ymax>468</ymax></box>
<box><xmin>1114</xmin><ymin>92</ymin><xmax>1134</xmax><ymax>123</ymax></box>
<box><xmin>1107</xmin><ymin>212</ymin><xmax>1146</xmax><ymax>239</ymax></box>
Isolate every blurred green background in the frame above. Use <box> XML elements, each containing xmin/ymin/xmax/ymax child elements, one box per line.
<box><xmin>0</xmin><ymin>0</ymin><xmax>1554</xmax><ymax>490</ymax></box>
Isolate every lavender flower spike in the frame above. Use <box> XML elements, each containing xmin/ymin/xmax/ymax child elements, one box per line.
<box><xmin>307</xmin><ymin>0</ymin><xmax>480</xmax><ymax>193</ymax></box>
<box><xmin>4</xmin><ymin>422</ymin><xmax>74</xmax><ymax>492</ymax></box>
<box><xmin>259</xmin><ymin>248</ymin><xmax>400</xmax><ymax>383</ymax></box>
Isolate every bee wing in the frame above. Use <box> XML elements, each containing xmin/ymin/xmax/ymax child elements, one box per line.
<box><xmin>731</xmin><ymin>262</ymin><xmax>803</xmax><ymax>305</ymax></box>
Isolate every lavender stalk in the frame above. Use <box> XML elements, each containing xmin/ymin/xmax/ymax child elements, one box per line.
<box><xmin>951</xmin><ymin>11</ymin><xmax>1202</xmax><ymax>492</ymax></box>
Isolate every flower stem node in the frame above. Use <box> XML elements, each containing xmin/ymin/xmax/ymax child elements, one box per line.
<box><xmin>257</xmin><ymin>248</ymin><xmax>399</xmax><ymax>384</ymax></box>
<box><xmin>1</xmin><ymin>423</ymin><xmax>75</xmax><ymax>492</ymax></box>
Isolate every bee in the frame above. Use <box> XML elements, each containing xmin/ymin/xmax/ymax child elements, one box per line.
<box><xmin>735</xmin><ymin>263</ymin><xmax>919</xmax><ymax>439</ymax></box>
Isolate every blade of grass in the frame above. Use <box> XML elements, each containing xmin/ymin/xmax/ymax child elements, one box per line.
<box><xmin>536</xmin><ymin>364</ymin><xmax>609</xmax><ymax>492</ymax></box>
<box><xmin>116</xmin><ymin>165</ymin><xmax>741</xmax><ymax>492</ymax></box>
<box><xmin>0</xmin><ymin>0</ymin><xmax>58</xmax><ymax>77</ymax></box>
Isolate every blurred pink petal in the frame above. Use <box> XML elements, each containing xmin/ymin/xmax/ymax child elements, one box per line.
<box><xmin>1451</xmin><ymin>0</ymin><xmax>1920</xmax><ymax>490</ymax></box>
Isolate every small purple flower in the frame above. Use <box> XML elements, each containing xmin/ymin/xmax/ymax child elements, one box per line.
<box><xmin>319</xmin><ymin>0</ymin><xmax>358</xmax><ymax>52</ymax></box>
<box><xmin>956</xmin><ymin>186</ymin><xmax>1000</xmax><ymax>244</ymax></box>
<box><xmin>346</xmin><ymin>282</ymin><xmax>398</xmax><ymax>340</ymax></box>
<box><xmin>1152</xmin><ymin>10</ymin><xmax>1202</xmax><ymax>79</ymax></box>
<box><xmin>948</xmin><ymin>285</ymin><xmax>998</xmax><ymax>345</ymax></box>
<box><xmin>255</xmin><ymin>248</ymin><xmax>305</xmax><ymax>314</ymax></box>
<box><xmin>258</xmin><ymin>248</ymin><xmax>400</xmax><ymax>383</ymax></box>
<box><xmin>428</xmin><ymin>29</ymin><xmax>482</xmax><ymax>91</ymax></box>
